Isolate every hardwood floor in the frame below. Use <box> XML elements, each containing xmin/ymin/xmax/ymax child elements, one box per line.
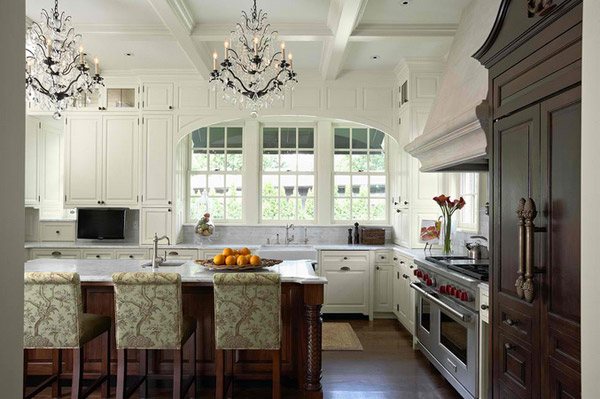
<box><xmin>29</xmin><ymin>319</ymin><xmax>462</xmax><ymax>399</ymax></box>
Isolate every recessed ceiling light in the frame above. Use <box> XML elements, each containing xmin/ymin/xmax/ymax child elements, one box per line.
<box><xmin>125</xmin><ymin>53</ymin><xmax>134</xmax><ymax>57</ymax></box>
<box><xmin>399</xmin><ymin>0</ymin><xmax>412</xmax><ymax>5</ymax></box>
<box><xmin>371</xmin><ymin>55</ymin><xmax>380</xmax><ymax>60</ymax></box>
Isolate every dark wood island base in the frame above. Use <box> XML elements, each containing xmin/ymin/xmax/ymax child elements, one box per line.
<box><xmin>24</xmin><ymin>282</ymin><xmax>324</xmax><ymax>399</ymax></box>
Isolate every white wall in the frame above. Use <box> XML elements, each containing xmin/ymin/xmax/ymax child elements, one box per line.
<box><xmin>581</xmin><ymin>1</ymin><xmax>600</xmax><ymax>396</ymax></box>
<box><xmin>0</xmin><ymin>0</ymin><xmax>25</xmax><ymax>395</ymax></box>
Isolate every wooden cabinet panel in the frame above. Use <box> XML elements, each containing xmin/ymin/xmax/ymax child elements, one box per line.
<box><xmin>102</xmin><ymin>116</ymin><xmax>139</xmax><ymax>205</ymax></box>
<box><xmin>497</xmin><ymin>332</ymin><xmax>534</xmax><ymax>399</ymax></box>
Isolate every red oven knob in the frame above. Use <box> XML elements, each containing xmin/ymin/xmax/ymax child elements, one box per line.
<box><xmin>418</xmin><ymin>271</ymin><xmax>423</xmax><ymax>278</ymax></box>
<box><xmin>439</xmin><ymin>285</ymin><xmax>446</xmax><ymax>294</ymax></box>
<box><xmin>423</xmin><ymin>274</ymin><xmax>429</xmax><ymax>281</ymax></box>
<box><xmin>413</xmin><ymin>270</ymin><xmax>418</xmax><ymax>276</ymax></box>
<box><xmin>455</xmin><ymin>289</ymin><xmax>462</xmax><ymax>299</ymax></box>
<box><xmin>426</xmin><ymin>278</ymin><xmax>432</xmax><ymax>286</ymax></box>
<box><xmin>449</xmin><ymin>286</ymin><xmax>455</xmax><ymax>295</ymax></box>
<box><xmin>460</xmin><ymin>292</ymin><xmax>469</xmax><ymax>301</ymax></box>
<box><xmin>430</xmin><ymin>278</ymin><xmax>436</xmax><ymax>287</ymax></box>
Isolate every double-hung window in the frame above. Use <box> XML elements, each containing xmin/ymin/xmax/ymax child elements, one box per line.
<box><xmin>455</xmin><ymin>173</ymin><xmax>480</xmax><ymax>232</ymax></box>
<box><xmin>188</xmin><ymin>126</ymin><xmax>243</xmax><ymax>222</ymax></box>
<box><xmin>333</xmin><ymin>127</ymin><xmax>387</xmax><ymax>222</ymax></box>
<box><xmin>261</xmin><ymin>127</ymin><xmax>316</xmax><ymax>222</ymax></box>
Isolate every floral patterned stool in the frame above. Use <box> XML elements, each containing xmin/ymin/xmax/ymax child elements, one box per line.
<box><xmin>213</xmin><ymin>273</ymin><xmax>281</xmax><ymax>399</ymax></box>
<box><xmin>23</xmin><ymin>272</ymin><xmax>111</xmax><ymax>399</ymax></box>
<box><xmin>112</xmin><ymin>272</ymin><xmax>197</xmax><ymax>399</ymax></box>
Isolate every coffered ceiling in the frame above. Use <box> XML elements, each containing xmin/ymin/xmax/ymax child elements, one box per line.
<box><xmin>26</xmin><ymin>0</ymin><xmax>472</xmax><ymax>79</ymax></box>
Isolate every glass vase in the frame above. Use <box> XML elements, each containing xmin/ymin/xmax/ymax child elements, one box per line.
<box><xmin>442</xmin><ymin>215</ymin><xmax>453</xmax><ymax>255</ymax></box>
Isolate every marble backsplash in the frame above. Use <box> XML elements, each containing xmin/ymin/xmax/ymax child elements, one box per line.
<box><xmin>451</xmin><ymin>207</ymin><xmax>490</xmax><ymax>254</ymax></box>
<box><xmin>181</xmin><ymin>224</ymin><xmax>393</xmax><ymax>245</ymax></box>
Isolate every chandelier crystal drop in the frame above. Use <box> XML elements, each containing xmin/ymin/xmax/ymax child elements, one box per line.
<box><xmin>25</xmin><ymin>0</ymin><xmax>104</xmax><ymax>119</ymax></box>
<box><xmin>209</xmin><ymin>0</ymin><xmax>298</xmax><ymax>117</ymax></box>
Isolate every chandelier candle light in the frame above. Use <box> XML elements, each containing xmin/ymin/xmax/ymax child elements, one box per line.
<box><xmin>209</xmin><ymin>0</ymin><xmax>298</xmax><ymax>117</ymax></box>
<box><xmin>25</xmin><ymin>0</ymin><xmax>104</xmax><ymax>119</ymax></box>
<box><xmin>433</xmin><ymin>195</ymin><xmax>466</xmax><ymax>255</ymax></box>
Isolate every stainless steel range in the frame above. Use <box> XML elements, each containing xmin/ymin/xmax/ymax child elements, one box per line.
<box><xmin>410</xmin><ymin>256</ymin><xmax>488</xmax><ymax>399</ymax></box>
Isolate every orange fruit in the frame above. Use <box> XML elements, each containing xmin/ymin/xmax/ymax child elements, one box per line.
<box><xmin>239</xmin><ymin>247</ymin><xmax>251</xmax><ymax>256</ymax></box>
<box><xmin>250</xmin><ymin>255</ymin><xmax>261</xmax><ymax>265</ymax></box>
<box><xmin>222</xmin><ymin>248</ymin><xmax>234</xmax><ymax>257</ymax></box>
<box><xmin>225</xmin><ymin>255</ymin><xmax>237</xmax><ymax>266</ymax></box>
<box><xmin>233</xmin><ymin>249</ymin><xmax>239</xmax><ymax>256</ymax></box>
<box><xmin>213</xmin><ymin>254</ymin><xmax>225</xmax><ymax>265</ymax></box>
<box><xmin>237</xmin><ymin>256</ymin><xmax>248</xmax><ymax>266</ymax></box>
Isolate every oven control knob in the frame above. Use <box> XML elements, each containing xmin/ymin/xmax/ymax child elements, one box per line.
<box><xmin>455</xmin><ymin>289</ymin><xmax>462</xmax><ymax>299</ymax></box>
<box><xmin>460</xmin><ymin>292</ymin><xmax>469</xmax><ymax>301</ymax></box>
<box><xmin>439</xmin><ymin>285</ymin><xmax>446</xmax><ymax>294</ymax></box>
<box><xmin>423</xmin><ymin>274</ymin><xmax>429</xmax><ymax>281</ymax></box>
<box><xmin>448</xmin><ymin>286</ymin><xmax>455</xmax><ymax>295</ymax></box>
<box><xmin>426</xmin><ymin>278</ymin><xmax>432</xmax><ymax>286</ymax></box>
<box><xmin>413</xmin><ymin>270</ymin><xmax>418</xmax><ymax>276</ymax></box>
<box><xmin>430</xmin><ymin>278</ymin><xmax>436</xmax><ymax>287</ymax></box>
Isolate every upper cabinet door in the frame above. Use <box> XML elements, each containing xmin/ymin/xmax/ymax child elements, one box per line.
<box><xmin>25</xmin><ymin>116</ymin><xmax>40</xmax><ymax>206</ymax></box>
<box><xmin>142</xmin><ymin>115</ymin><xmax>172</xmax><ymax>205</ymax></box>
<box><xmin>65</xmin><ymin>116</ymin><xmax>103</xmax><ymax>206</ymax></box>
<box><xmin>410</xmin><ymin>159</ymin><xmax>443</xmax><ymax>207</ymax></box>
<box><xmin>102</xmin><ymin>116</ymin><xmax>139</xmax><ymax>206</ymax></box>
<box><xmin>142</xmin><ymin>83</ymin><xmax>173</xmax><ymax>111</ymax></box>
<box><xmin>39</xmin><ymin>124</ymin><xmax>63</xmax><ymax>210</ymax></box>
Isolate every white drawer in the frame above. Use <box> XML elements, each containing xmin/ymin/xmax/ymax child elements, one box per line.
<box><xmin>321</xmin><ymin>251</ymin><xmax>370</xmax><ymax>271</ymax></box>
<box><xmin>115</xmin><ymin>249</ymin><xmax>149</xmax><ymax>260</ymax></box>
<box><xmin>374</xmin><ymin>250</ymin><xmax>391</xmax><ymax>264</ymax></box>
<box><xmin>30</xmin><ymin>249</ymin><xmax>81</xmax><ymax>259</ymax></box>
<box><xmin>40</xmin><ymin>222</ymin><xmax>76</xmax><ymax>242</ymax></box>
<box><xmin>163</xmin><ymin>249</ymin><xmax>198</xmax><ymax>260</ymax></box>
<box><xmin>82</xmin><ymin>250</ymin><xmax>115</xmax><ymax>260</ymax></box>
<box><xmin>202</xmin><ymin>250</ymin><xmax>225</xmax><ymax>260</ymax></box>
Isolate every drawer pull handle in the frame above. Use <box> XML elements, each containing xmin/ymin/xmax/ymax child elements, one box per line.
<box><xmin>96</xmin><ymin>255</ymin><xmax>101</xmax><ymax>259</ymax></box>
<box><xmin>481</xmin><ymin>304</ymin><xmax>489</xmax><ymax>310</ymax></box>
<box><xmin>340</xmin><ymin>266</ymin><xmax>350</xmax><ymax>271</ymax></box>
<box><xmin>393</xmin><ymin>257</ymin><xmax>398</xmax><ymax>261</ymax></box>
<box><xmin>343</xmin><ymin>256</ymin><xmax>348</xmax><ymax>260</ymax></box>
<box><xmin>400</xmin><ymin>261</ymin><xmax>405</xmax><ymax>264</ymax></box>
<box><xmin>409</xmin><ymin>265</ymin><xmax>413</xmax><ymax>269</ymax></box>
<box><xmin>55</xmin><ymin>230</ymin><xmax>60</xmax><ymax>234</ymax></box>
<box><xmin>504</xmin><ymin>343</ymin><xmax>515</xmax><ymax>351</ymax></box>
<box><xmin>168</xmin><ymin>251</ymin><xmax>179</xmax><ymax>256</ymax></box>
<box><xmin>129</xmin><ymin>255</ymin><xmax>134</xmax><ymax>259</ymax></box>
<box><xmin>51</xmin><ymin>251</ymin><xmax>61</xmax><ymax>256</ymax></box>
<box><xmin>504</xmin><ymin>318</ymin><xmax>517</xmax><ymax>327</ymax></box>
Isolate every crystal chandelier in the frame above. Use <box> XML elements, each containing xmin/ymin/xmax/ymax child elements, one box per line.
<box><xmin>209</xmin><ymin>0</ymin><xmax>298</xmax><ymax>117</ymax></box>
<box><xmin>25</xmin><ymin>0</ymin><xmax>104</xmax><ymax>119</ymax></box>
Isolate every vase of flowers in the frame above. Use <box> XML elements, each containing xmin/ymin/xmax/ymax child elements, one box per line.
<box><xmin>433</xmin><ymin>195</ymin><xmax>466</xmax><ymax>255</ymax></box>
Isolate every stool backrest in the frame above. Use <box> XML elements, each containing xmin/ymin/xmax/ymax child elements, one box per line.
<box><xmin>112</xmin><ymin>272</ymin><xmax>183</xmax><ymax>349</ymax></box>
<box><xmin>213</xmin><ymin>273</ymin><xmax>281</xmax><ymax>350</ymax></box>
<box><xmin>24</xmin><ymin>272</ymin><xmax>83</xmax><ymax>348</ymax></box>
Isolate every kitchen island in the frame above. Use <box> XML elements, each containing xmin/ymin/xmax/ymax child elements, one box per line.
<box><xmin>24</xmin><ymin>259</ymin><xmax>327</xmax><ymax>398</ymax></box>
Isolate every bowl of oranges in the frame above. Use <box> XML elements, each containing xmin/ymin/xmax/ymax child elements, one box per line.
<box><xmin>195</xmin><ymin>248</ymin><xmax>283</xmax><ymax>271</ymax></box>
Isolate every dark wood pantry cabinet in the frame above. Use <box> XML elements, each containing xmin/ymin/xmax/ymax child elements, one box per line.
<box><xmin>474</xmin><ymin>0</ymin><xmax>582</xmax><ymax>398</ymax></box>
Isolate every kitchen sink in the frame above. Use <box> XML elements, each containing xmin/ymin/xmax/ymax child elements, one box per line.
<box><xmin>256</xmin><ymin>245</ymin><xmax>318</xmax><ymax>261</ymax></box>
<box><xmin>141</xmin><ymin>260</ymin><xmax>187</xmax><ymax>268</ymax></box>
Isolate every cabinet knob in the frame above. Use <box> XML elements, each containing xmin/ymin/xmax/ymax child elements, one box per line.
<box><xmin>55</xmin><ymin>230</ymin><xmax>60</xmax><ymax>234</ymax></box>
<box><xmin>97</xmin><ymin>200</ymin><xmax>101</xmax><ymax>204</ymax></box>
<box><xmin>168</xmin><ymin>208</ymin><xmax>172</xmax><ymax>212</ymax></box>
<box><xmin>168</xmin><ymin>200</ymin><xmax>172</xmax><ymax>204</ymax></box>
<box><xmin>169</xmin><ymin>105</ymin><xmax>173</xmax><ymax>110</ymax></box>
<box><xmin>481</xmin><ymin>304</ymin><xmax>489</xmax><ymax>310</ymax></box>
<box><xmin>393</xmin><ymin>257</ymin><xmax>398</xmax><ymax>261</ymax></box>
<box><xmin>504</xmin><ymin>318</ymin><xmax>516</xmax><ymax>327</ymax></box>
<box><xmin>504</xmin><ymin>343</ymin><xmax>515</xmax><ymax>351</ymax></box>
<box><xmin>343</xmin><ymin>256</ymin><xmax>348</xmax><ymax>260</ymax></box>
<box><xmin>404</xmin><ymin>201</ymin><xmax>409</xmax><ymax>205</ymax></box>
<box><xmin>376</xmin><ymin>266</ymin><xmax>380</xmax><ymax>270</ymax></box>
<box><xmin>129</xmin><ymin>255</ymin><xmax>134</xmax><ymax>259</ymax></box>
<box><xmin>396</xmin><ymin>209</ymin><xmax>401</xmax><ymax>213</ymax></box>
<box><xmin>96</xmin><ymin>255</ymin><xmax>101</xmax><ymax>259</ymax></box>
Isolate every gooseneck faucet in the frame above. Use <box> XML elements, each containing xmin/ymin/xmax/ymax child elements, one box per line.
<box><xmin>285</xmin><ymin>224</ymin><xmax>295</xmax><ymax>244</ymax></box>
<box><xmin>152</xmin><ymin>233</ymin><xmax>171</xmax><ymax>269</ymax></box>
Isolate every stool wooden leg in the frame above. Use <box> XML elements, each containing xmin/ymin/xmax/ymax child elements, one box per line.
<box><xmin>23</xmin><ymin>349</ymin><xmax>28</xmax><ymax>399</ymax></box>
<box><xmin>215</xmin><ymin>349</ymin><xmax>224</xmax><ymax>399</ymax></box>
<box><xmin>71</xmin><ymin>348</ymin><xmax>84</xmax><ymax>399</ymax></box>
<box><xmin>116</xmin><ymin>349</ymin><xmax>127</xmax><ymax>399</ymax></box>
<box><xmin>272</xmin><ymin>350</ymin><xmax>281</xmax><ymax>399</ymax></box>
<box><xmin>139</xmin><ymin>349</ymin><xmax>148</xmax><ymax>399</ymax></box>
<box><xmin>190</xmin><ymin>331</ymin><xmax>197</xmax><ymax>399</ymax></box>
<box><xmin>101</xmin><ymin>330</ymin><xmax>111</xmax><ymax>398</ymax></box>
<box><xmin>52</xmin><ymin>349</ymin><xmax>62</xmax><ymax>398</ymax></box>
<box><xmin>173</xmin><ymin>348</ymin><xmax>183</xmax><ymax>399</ymax></box>
<box><xmin>226</xmin><ymin>351</ymin><xmax>234</xmax><ymax>399</ymax></box>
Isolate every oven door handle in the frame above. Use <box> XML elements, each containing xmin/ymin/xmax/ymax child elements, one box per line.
<box><xmin>410</xmin><ymin>282</ymin><xmax>473</xmax><ymax>323</ymax></box>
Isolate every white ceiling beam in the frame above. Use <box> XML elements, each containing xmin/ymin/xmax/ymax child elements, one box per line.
<box><xmin>145</xmin><ymin>0</ymin><xmax>212</xmax><ymax>78</ymax></box>
<box><xmin>320</xmin><ymin>0</ymin><xmax>369</xmax><ymax>80</ymax></box>
<box><xmin>191</xmin><ymin>23</ymin><xmax>333</xmax><ymax>42</ymax></box>
<box><xmin>351</xmin><ymin>23</ymin><xmax>458</xmax><ymax>41</ymax></box>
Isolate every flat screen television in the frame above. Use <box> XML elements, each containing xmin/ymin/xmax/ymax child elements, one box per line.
<box><xmin>77</xmin><ymin>208</ymin><xmax>126</xmax><ymax>240</ymax></box>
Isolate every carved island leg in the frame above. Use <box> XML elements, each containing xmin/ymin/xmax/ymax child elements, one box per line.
<box><xmin>303</xmin><ymin>284</ymin><xmax>323</xmax><ymax>399</ymax></box>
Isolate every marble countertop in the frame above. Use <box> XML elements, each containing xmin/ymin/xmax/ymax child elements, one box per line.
<box><xmin>24</xmin><ymin>259</ymin><xmax>327</xmax><ymax>285</ymax></box>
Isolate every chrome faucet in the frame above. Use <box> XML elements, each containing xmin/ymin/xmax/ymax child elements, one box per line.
<box><xmin>285</xmin><ymin>224</ymin><xmax>295</xmax><ymax>244</ymax></box>
<box><xmin>152</xmin><ymin>233</ymin><xmax>171</xmax><ymax>269</ymax></box>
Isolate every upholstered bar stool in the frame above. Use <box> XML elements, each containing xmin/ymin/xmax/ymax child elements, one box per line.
<box><xmin>112</xmin><ymin>272</ymin><xmax>197</xmax><ymax>399</ymax></box>
<box><xmin>23</xmin><ymin>272</ymin><xmax>111</xmax><ymax>399</ymax></box>
<box><xmin>213</xmin><ymin>273</ymin><xmax>282</xmax><ymax>399</ymax></box>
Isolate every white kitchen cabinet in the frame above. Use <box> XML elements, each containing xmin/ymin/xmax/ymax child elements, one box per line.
<box><xmin>65</xmin><ymin>116</ymin><xmax>103</xmax><ymax>206</ymax></box>
<box><xmin>410</xmin><ymin>158</ymin><xmax>444</xmax><ymax>207</ymax></box>
<box><xmin>25</xmin><ymin>116</ymin><xmax>40</xmax><ymax>206</ymax></box>
<box><xmin>164</xmin><ymin>249</ymin><xmax>198</xmax><ymax>260</ymax></box>
<box><xmin>321</xmin><ymin>251</ymin><xmax>370</xmax><ymax>316</ymax></box>
<box><xmin>392</xmin><ymin>252</ymin><xmax>417</xmax><ymax>334</ymax></box>
<box><xmin>102</xmin><ymin>116</ymin><xmax>139</xmax><ymax>205</ymax></box>
<box><xmin>82</xmin><ymin>249</ymin><xmax>115</xmax><ymax>260</ymax></box>
<box><xmin>30</xmin><ymin>249</ymin><xmax>81</xmax><ymax>259</ymax></box>
<box><xmin>374</xmin><ymin>264</ymin><xmax>393</xmax><ymax>312</ymax></box>
<box><xmin>141</xmin><ymin>115</ymin><xmax>172</xmax><ymax>206</ymax></box>
<box><xmin>142</xmin><ymin>83</ymin><xmax>173</xmax><ymax>110</ymax></box>
<box><xmin>394</xmin><ymin>208</ymin><xmax>411</xmax><ymax>247</ymax></box>
<box><xmin>140</xmin><ymin>207</ymin><xmax>172</xmax><ymax>245</ymax></box>
<box><xmin>115</xmin><ymin>249</ymin><xmax>149</xmax><ymax>260</ymax></box>
<box><xmin>393</xmin><ymin>263</ymin><xmax>402</xmax><ymax>318</ymax></box>
<box><xmin>40</xmin><ymin>221</ymin><xmax>76</xmax><ymax>242</ymax></box>
<box><xmin>65</xmin><ymin>115</ymin><xmax>139</xmax><ymax>207</ymax></box>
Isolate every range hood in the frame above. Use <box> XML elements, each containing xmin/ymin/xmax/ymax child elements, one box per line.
<box><xmin>405</xmin><ymin>0</ymin><xmax>501</xmax><ymax>172</ymax></box>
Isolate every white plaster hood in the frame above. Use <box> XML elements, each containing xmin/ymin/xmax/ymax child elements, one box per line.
<box><xmin>405</xmin><ymin>0</ymin><xmax>502</xmax><ymax>172</ymax></box>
